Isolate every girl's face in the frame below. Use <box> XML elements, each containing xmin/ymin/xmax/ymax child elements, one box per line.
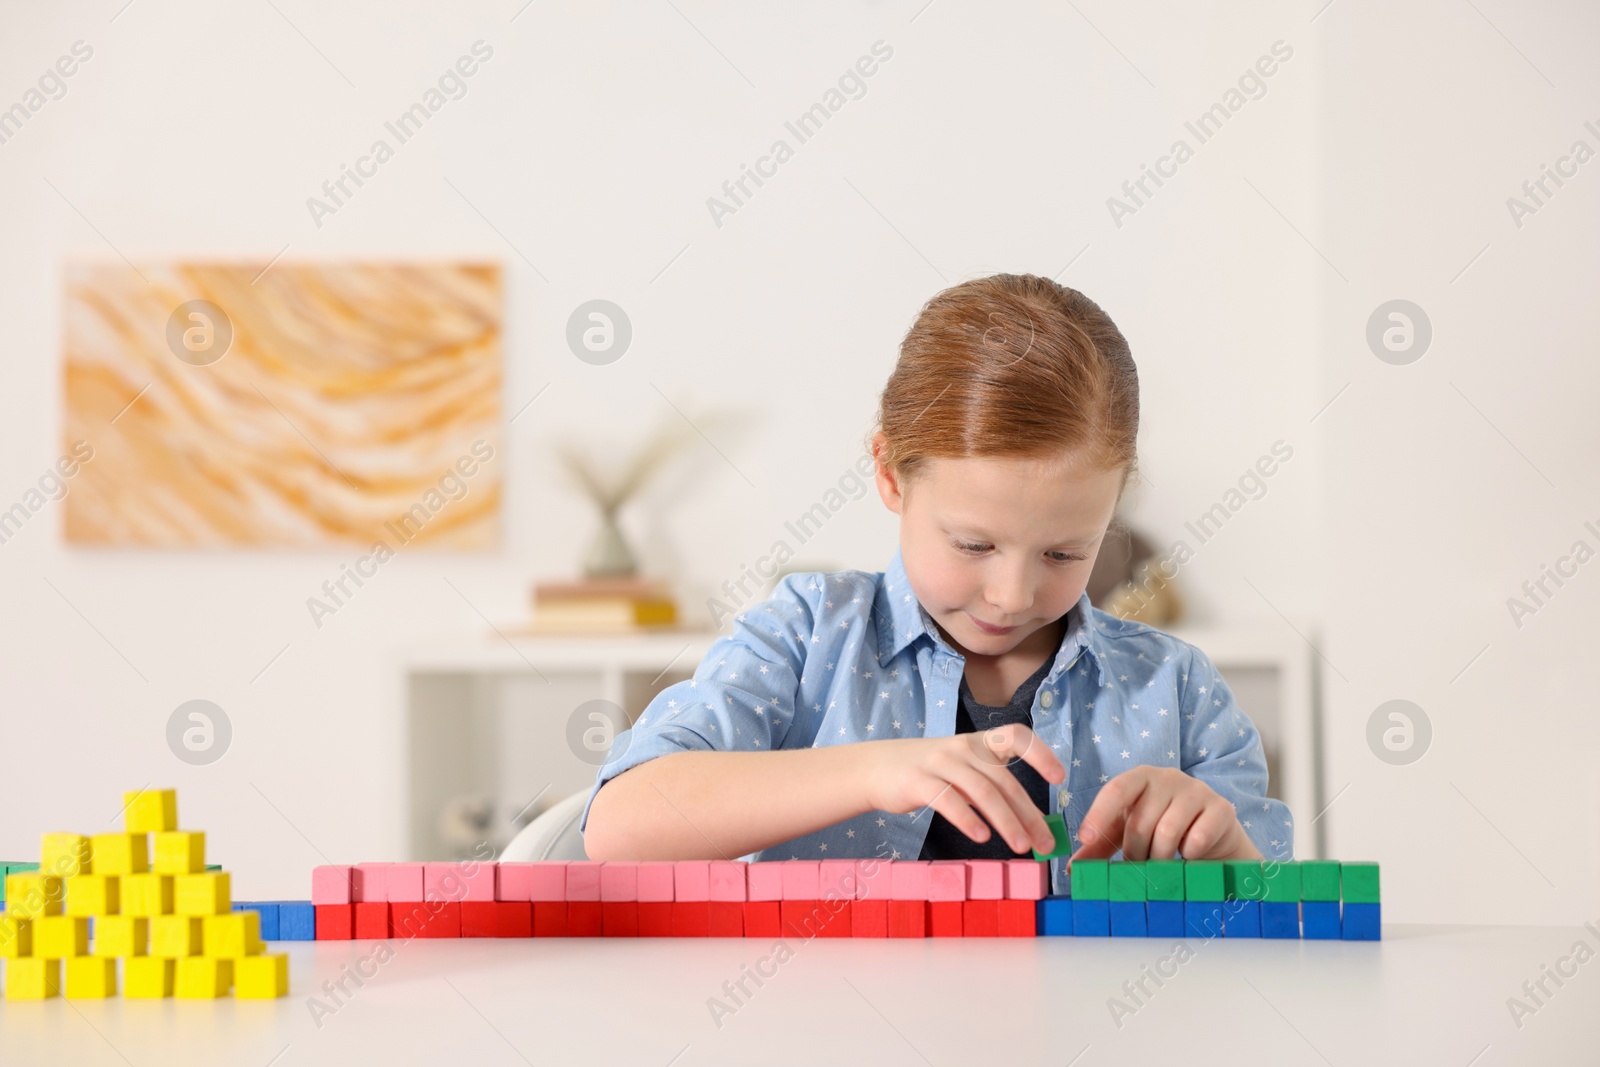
<box><xmin>874</xmin><ymin>435</ymin><xmax>1125</xmax><ymax>664</ymax></box>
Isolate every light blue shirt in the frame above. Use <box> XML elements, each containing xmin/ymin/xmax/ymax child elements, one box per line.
<box><xmin>581</xmin><ymin>546</ymin><xmax>1294</xmax><ymax>892</ymax></box>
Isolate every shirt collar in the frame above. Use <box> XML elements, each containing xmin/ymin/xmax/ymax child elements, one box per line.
<box><xmin>874</xmin><ymin>544</ymin><xmax>1107</xmax><ymax>686</ymax></box>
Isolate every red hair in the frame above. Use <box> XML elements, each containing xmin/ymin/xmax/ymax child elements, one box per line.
<box><xmin>866</xmin><ymin>273</ymin><xmax>1141</xmax><ymax>498</ymax></box>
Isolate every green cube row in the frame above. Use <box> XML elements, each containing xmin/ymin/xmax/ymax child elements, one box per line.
<box><xmin>1067</xmin><ymin>858</ymin><xmax>1380</xmax><ymax>903</ymax></box>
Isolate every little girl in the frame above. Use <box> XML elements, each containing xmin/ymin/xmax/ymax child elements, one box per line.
<box><xmin>581</xmin><ymin>273</ymin><xmax>1293</xmax><ymax>891</ymax></box>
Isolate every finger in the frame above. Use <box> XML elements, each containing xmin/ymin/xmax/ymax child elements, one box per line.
<box><xmin>980</xmin><ymin>724</ymin><xmax>1067</xmax><ymax>784</ymax></box>
<box><xmin>944</xmin><ymin>763</ymin><xmax>1035</xmax><ymax>853</ymax></box>
<box><xmin>956</xmin><ymin>731</ymin><xmax>1056</xmax><ymax>851</ymax></box>
<box><xmin>1144</xmin><ymin>788</ymin><xmax>1207</xmax><ymax>861</ymax></box>
<box><xmin>1118</xmin><ymin>785</ymin><xmax>1184</xmax><ymax>862</ymax></box>
<box><xmin>917</xmin><ymin>776</ymin><xmax>992</xmax><ymax>845</ymax></box>
<box><xmin>1071</xmin><ymin>767</ymin><xmax>1156</xmax><ymax>860</ymax></box>
<box><xmin>1177</xmin><ymin>798</ymin><xmax>1237</xmax><ymax>860</ymax></box>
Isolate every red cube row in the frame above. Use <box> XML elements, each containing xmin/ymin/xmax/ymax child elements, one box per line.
<box><xmin>312</xmin><ymin>897</ymin><xmax>1039</xmax><ymax>939</ymax></box>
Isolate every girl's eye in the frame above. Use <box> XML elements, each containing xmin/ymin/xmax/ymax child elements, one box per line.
<box><xmin>952</xmin><ymin>540</ymin><xmax>1085</xmax><ymax>564</ymax></box>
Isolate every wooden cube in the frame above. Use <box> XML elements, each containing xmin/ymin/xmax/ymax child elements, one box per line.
<box><xmin>153</xmin><ymin>832</ymin><xmax>205</xmax><ymax>875</ymax></box>
<box><xmin>66</xmin><ymin>873</ymin><xmax>119</xmax><ymax>916</ymax></box>
<box><xmin>234</xmin><ymin>953</ymin><xmax>289</xmax><ymax>998</ymax></box>
<box><xmin>4</xmin><ymin>873</ymin><xmax>63</xmax><ymax>919</ymax></box>
<box><xmin>123</xmin><ymin>789</ymin><xmax>178</xmax><ymax>833</ymax></box>
<box><xmin>0</xmin><ymin>915</ymin><xmax>34</xmax><ymax>957</ymax></box>
<box><xmin>64</xmin><ymin>956</ymin><xmax>117</xmax><ymax>998</ymax></box>
<box><xmin>150</xmin><ymin>915</ymin><xmax>203</xmax><ymax>957</ymax></box>
<box><xmin>124</xmin><ymin>956</ymin><xmax>175</xmax><ymax>998</ymax></box>
<box><xmin>34</xmin><ymin>915</ymin><xmax>89</xmax><ymax>958</ymax></box>
<box><xmin>92</xmin><ymin>915</ymin><xmax>148</xmax><ymax>958</ymax></box>
<box><xmin>175</xmin><ymin>956</ymin><xmax>231</xmax><ymax>998</ymax></box>
<box><xmin>4</xmin><ymin>958</ymin><xmax>59</xmax><ymax>999</ymax></box>
<box><xmin>121</xmin><ymin>873</ymin><xmax>174</xmax><ymax>917</ymax></box>
<box><xmin>41</xmin><ymin>833</ymin><xmax>92</xmax><ymax>878</ymax></box>
<box><xmin>90</xmin><ymin>833</ymin><xmax>149</xmax><ymax>876</ymax></box>
<box><xmin>311</xmin><ymin>865</ymin><xmax>353</xmax><ymax>905</ymax></box>
<box><xmin>202</xmin><ymin>911</ymin><xmax>263</xmax><ymax>957</ymax></box>
<box><xmin>174</xmin><ymin>872</ymin><xmax>230</xmax><ymax>916</ymax></box>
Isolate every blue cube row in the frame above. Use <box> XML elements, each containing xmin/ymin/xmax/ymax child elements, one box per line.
<box><xmin>234</xmin><ymin>900</ymin><xmax>316</xmax><ymax>940</ymax></box>
<box><xmin>1037</xmin><ymin>897</ymin><xmax>1380</xmax><ymax>940</ymax></box>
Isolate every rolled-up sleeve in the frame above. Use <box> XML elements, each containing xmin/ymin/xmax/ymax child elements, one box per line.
<box><xmin>578</xmin><ymin>574</ymin><xmax>817</xmax><ymax>833</ymax></box>
<box><xmin>1178</xmin><ymin>644</ymin><xmax>1296</xmax><ymax>861</ymax></box>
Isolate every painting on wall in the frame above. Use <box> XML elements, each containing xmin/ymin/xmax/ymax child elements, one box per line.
<box><xmin>62</xmin><ymin>262</ymin><xmax>501</xmax><ymax>548</ymax></box>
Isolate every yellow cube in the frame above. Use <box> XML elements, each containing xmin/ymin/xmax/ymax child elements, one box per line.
<box><xmin>174</xmin><ymin>871</ymin><xmax>230</xmax><ymax>916</ymax></box>
<box><xmin>92</xmin><ymin>915</ymin><xmax>148</xmax><ymax>958</ymax></box>
<box><xmin>0</xmin><ymin>916</ymin><xmax>33</xmax><ymax>958</ymax></box>
<box><xmin>150</xmin><ymin>915</ymin><xmax>202</xmax><ymax>957</ymax></box>
<box><xmin>175</xmin><ymin>956</ymin><xmax>231</xmax><ymax>998</ymax></box>
<box><xmin>4</xmin><ymin>958</ymin><xmax>59</xmax><ymax>999</ymax></box>
<box><xmin>203</xmin><ymin>912</ymin><xmax>263</xmax><ymax>958</ymax></box>
<box><xmin>123</xmin><ymin>956</ymin><xmax>174</xmax><ymax>998</ymax></box>
<box><xmin>33</xmin><ymin>915</ymin><xmax>89</xmax><ymax>959</ymax></box>
<box><xmin>153</xmin><ymin>831</ymin><xmax>205</xmax><ymax>874</ymax></box>
<box><xmin>234</xmin><ymin>953</ymin><xmax>289</xmax><ymax>998</ymax></box>
<box><xmin>124</xmin><ymin>788</ymin><xmax>178</xmax><ymax>833</ymax></box>
<box><xmin>64</xmin><ymin>955</ymin><xmax>117</xmax><ymax>998</ymax></box>
<box><xmin>122</xmin><ymin>873</ymin><xmax>173</xmax><ymax>916</ymax></box>
<box><xmin>90</xmin><ymin>832</ymin><xmax>149</xmax><ymax>875</ymax></box>
<box><xmin>41</xmin><ymin>833</ymin><xmax>92</xmax><ymax>877</ymax></box>
<box><xmin>4</xmin><ymin>873</ymin><xmax>63</xmax><ymax>919</ymax></box>
<box><xmin>66</xmin><ymin>873</ymin><xmax>120</xmax><ymax>916</ymax></box>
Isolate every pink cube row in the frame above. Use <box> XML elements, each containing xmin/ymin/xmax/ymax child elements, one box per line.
<box><xmin>312</xmin><ymin>859</ymin><xmax>1050</xmax><ymax>906</ymax></box>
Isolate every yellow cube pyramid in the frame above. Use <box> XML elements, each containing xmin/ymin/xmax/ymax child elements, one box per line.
<box><xmin>2</xmin><ymin>788</ymin><xmax>288</xmax><ymax>1000</ymax></box>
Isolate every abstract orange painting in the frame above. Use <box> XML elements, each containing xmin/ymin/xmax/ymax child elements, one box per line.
<box><xmin>63</xmin><ymin>262</ymin><xmax>501</xmax><ymax>548</ymax></box>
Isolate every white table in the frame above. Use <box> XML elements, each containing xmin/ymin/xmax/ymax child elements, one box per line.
<box><xmin>2</xmin><ymin>925</ymin><xmax>1594</xmax><ymax>1064</ymax></box>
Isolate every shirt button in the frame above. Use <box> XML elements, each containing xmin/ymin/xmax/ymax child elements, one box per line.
<box><xmin>1040</xmin><ymin>689</ymin><xmax>1053</xmax><ymax>708</ymax></box>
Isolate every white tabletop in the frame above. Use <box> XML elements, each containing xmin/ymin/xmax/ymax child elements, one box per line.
<box><xmin>1</xmin><ymin>925</ymin><xmax>1593</xmax><ymax>1065</ymax></box>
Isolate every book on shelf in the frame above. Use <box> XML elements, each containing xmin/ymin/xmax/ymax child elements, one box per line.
<box><xmin>511</xmin><ymin>574</ymin><xmax>686</xmax><ymax>635</ymax></box>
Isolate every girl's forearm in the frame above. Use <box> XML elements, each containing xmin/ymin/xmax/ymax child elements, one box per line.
<box><xmin>582</xmin><ymin>745</ymin><xmax>876</xmax><ymax>861</ymax></box>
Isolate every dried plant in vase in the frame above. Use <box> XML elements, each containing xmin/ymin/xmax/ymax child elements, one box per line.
<box><xmin>552</xmin><ymin>409</ymin><xmax>734</xmax><ymax>578</ymax></box>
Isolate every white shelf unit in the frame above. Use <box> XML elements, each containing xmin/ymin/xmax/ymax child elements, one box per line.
<box><xmin>401</xmin><ymin>621</ymin><xmax>1322</xmax><ymax>860</ymax></box>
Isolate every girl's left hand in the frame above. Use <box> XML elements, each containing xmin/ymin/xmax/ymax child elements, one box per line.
<box><xmin>1069</xmin><ymin>765</ymin><xmax>1261</xmax><ymax>862</ymax></box>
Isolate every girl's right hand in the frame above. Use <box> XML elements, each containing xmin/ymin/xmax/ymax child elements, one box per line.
<box><xmin>860</xmin><ymin>724</ymin><xmax>1066</xmax><ymax>855</ymax></box>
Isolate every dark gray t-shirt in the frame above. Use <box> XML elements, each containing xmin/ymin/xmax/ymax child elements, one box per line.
<box><xmin>917</xmin><ymin>651</ymin><xmax>1055</xmax><ymax>861</ymax></box>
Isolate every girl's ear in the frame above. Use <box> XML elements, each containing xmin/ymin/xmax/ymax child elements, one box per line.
<box><xmin>871</xmin><ymin>432</ymin><xmax>905</xmax><ymax>513</ymax></box>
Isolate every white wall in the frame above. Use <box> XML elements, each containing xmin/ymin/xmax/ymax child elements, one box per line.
<box><xmin>0</xmin><ymin>1</ymin><xmax>1589</xmax><ymax>923</ymax></box>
